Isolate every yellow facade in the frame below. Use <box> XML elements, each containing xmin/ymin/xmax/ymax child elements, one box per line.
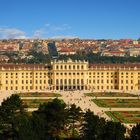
<box><xmin>0</xmin><ymin>59</ymin><xmax>140</xmax><ymax>92</ymax></box>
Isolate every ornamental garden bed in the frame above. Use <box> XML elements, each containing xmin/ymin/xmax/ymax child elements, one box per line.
<box><xmin>19</xmin><ymin>92</ymin><xmax>61</xmax><ymax>97</ymax></box>
<box><xmin>85</xmin><ymin>92</ymin><xmax>137</xmax><ymax>97</ymax></box>
<box><xmin>92</xmin><ymin>99</ymin><xmax>140</xmax><ymax>108</ymax></box>
<box><xmin>22</xmin><ymin>99</ymin><xmax>52</xmax><ymax>108</ymax></box>
<box><xmin>106</xmin><ymin>111</ymin><xmax>140</xmax><ymax>123</ymax></box>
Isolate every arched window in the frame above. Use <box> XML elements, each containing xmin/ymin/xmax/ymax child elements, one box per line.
<box><xmin>64</xmin><ymin>79</ymin><xmax>67</xmax><ymax>84</ymax></box>
<box><xmin>56</xmin><ymin>79</ymin><xmax>59</xmax><ymax>84</ymax></box>
<box><xmin>69</xmin><ymin>79</ymin><xmax>71</xmax><ymax>84</ymax></box>
<box><xmin>60</xmin><ymin>79</ymin><xmax>63</xmax><ymax>84</ymax></box>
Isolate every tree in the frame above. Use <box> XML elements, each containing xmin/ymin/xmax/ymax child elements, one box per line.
<box><xmin>34</xmin><ymin>98</ymin><xmax>67</xmax><ymax>139</ymax></box>
<box><xmin>130</xmin><ymin>123</ymin><xmax>140</xmax><ymax>140</ymax></box>
<box><xmin>102</xmin><ymin>121</ymin><xmax>126</xmax><ymax>140</ymax></box>
<box><xmin>81</xmin><ymin>110</ymin><xmax>105</xmax><ymax>140</ymax></box>
<box><xmin>68</xmin><ymin>104</ymin><xmax>83</xmax><ymax>138</ymax></box>
<box><xmin>0</xmin><ymin>94</ymin><xmax>28</xmax><ymax>139</ymax></box>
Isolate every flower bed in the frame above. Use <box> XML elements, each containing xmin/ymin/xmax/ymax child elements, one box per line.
<box><xmin>18</xmin><ymin>92</ymin><xmax>61</xmax><ymax>97</ymax></box>
<box><xmin>106</xmin><ymin>111</ymin><xmax>140</xmax><ymax>123</ymax></box>
<box><xmin>92</xmin><ymin>99</ymin><xmax>140</xmax><ymax>108</ymax></box>
<box><xmin>22</xmin><ymin>99</ymin><xmax>52</xmax><ymax>108</ymax></box>
<box><xmin>85</xmin><ymin>92</ymin><xmax>137</xmax><ymax>97</ymax></box>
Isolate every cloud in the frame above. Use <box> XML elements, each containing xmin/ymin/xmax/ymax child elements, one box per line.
<box><xmin>0</xmin><ymin>23</ymin><xmax>73</xmax><ymax>39</ymax></box>
<box><xmin>32</xmin><ymin>23</ymin><xmax>72</xmax><ymax>39</ymax></box>
<box><xmin>49</xmin><ymin>35</ymin><xmax>78</xmax><ymax>39</ymax></box>
<box><xmin>45</xmin><ymin>23</ymin><xmax>50</xmax><ymax>27</ymax></box>
<box><xmin>51</xmin><ymin>24</ymin><xmax>71</xmax><ymax>32</ymax></box>
<box><xmin>0</xmin><ymin>28</ymin><xmax>26</xmax><ymax>39</ymax></box>
<box><xmin>33</xmin><ymin>28</ymin><xmax>46</xmax><ymax>39</ymax></box>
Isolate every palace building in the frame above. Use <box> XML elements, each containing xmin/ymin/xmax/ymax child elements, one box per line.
<box><xmin>0</xmin><ymin>59</ymin><xmax>140</xmax><ymax>92</ymax></box>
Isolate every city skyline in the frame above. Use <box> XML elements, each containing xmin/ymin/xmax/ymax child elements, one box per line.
<box><xmin>0</xmin><ymin>0</ymin><xmax>140</xmax><ymax>39</ymax></box>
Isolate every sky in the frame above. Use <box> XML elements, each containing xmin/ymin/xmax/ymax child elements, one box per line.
<box><xmin>0</xmin><ymin>0</ymin><xmax>140</xmax><ymax>39</ymax></box>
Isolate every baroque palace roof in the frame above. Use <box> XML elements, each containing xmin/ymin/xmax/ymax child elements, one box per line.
<box><xmin>0</xmin><ymin>64</ymin><xmax>47</xmax><ymax>70</ymax></box>
<box><xmin>89</xmin><ymin>64</ymin><xmax>140</xmax><ymax>69</ymax></box>
<box><xmin>0</xmin><ymin>63</ymin><xmax>140</xmax><ymax>70</ymax></box>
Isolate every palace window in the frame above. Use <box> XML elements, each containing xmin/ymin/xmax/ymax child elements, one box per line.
<box><xmin>56</xmin><ymin>79</ymin><xmax>59</xmax><ymax>84</ymax></box>
<box><xmin>81</xmin><ymin>79</ymin><xmax>84</xmax><ymax>84</ymax></box>
<box><xmin>56</xmin><ymin>65</ymin><xmax>59</xmax><ymax>69</ymax></box>
<box><xmin>60</xmin><ymin>79</ymin><xmax>63</xmax><ymax>84</ymax></box>
<box><xmin>69</xmin><ymin>79</ymin><xmax>71</xmax><ymax>84</ymax></box>
<box><xmin>77</xmin><ymin>79</ymin><xmax>79</xmax><ymax>84</ymax></box>
<box><xmin>64</xmin><ymin>79</ymin><xmax>67</xmax><ymax>84</ymax></box>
